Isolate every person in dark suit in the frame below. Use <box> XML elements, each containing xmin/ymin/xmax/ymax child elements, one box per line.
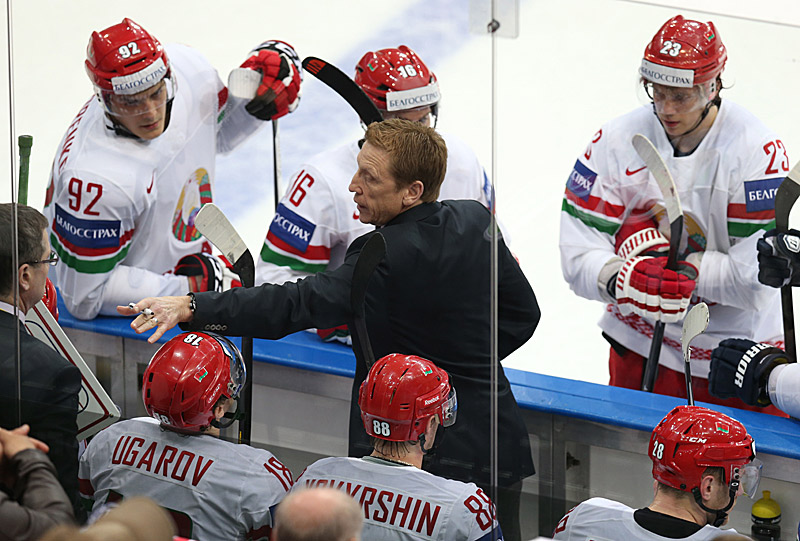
<box><xmin>120</xmin><ymin>119</ymin><xmax>541</xmax><ymax>540</ymax></box>
<box><xmin>0</xmin><ymin>203</ymin><xmax>82</xmax><ymax>519</ymax></box>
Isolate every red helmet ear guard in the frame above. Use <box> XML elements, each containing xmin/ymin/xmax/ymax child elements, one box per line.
<box><xmin>649</xmin><ymin>405</ymin><xmax>755</xmax><ymax>494</ymax></box>
<box><xmin>42</xmin><ymin>278</ymin><xmax>58</xmax><ymax>321</ymax></box>
<box><xmin>640</xmin><ymin>15</ymin><xmax>726</xmax><ymax>87</ymax></box>
<box><xmin>142</xmin><ymin>332</ymin><xmax>245</xmax><ymax>431</ymax></box>
<box><xmin>354</xmin><ymin>45</ymin><xmax>440</xmax><ymax>113</ymax></box>
<box><xmin>358</xmin><ymin>353</ymin><xmax>457</xmax><ymax>442</ymax></box>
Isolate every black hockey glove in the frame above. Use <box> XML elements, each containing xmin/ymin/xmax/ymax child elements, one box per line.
<box><xmin>709</xmin><ymin>338</ymin><xmax>789</xmax><ymax>406</ymax></box>
<box><xmin>757</xmin><ymin>228</ymin><xmax>800</xmax><ymax>288</ymax></box>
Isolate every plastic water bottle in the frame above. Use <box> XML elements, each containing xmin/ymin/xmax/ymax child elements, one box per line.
<box><xmin>751</xmin><ymin>490</ymin><xmax>781</xmax><ymax>541</ymax></box>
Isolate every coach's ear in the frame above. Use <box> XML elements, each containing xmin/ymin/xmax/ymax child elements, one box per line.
<box><xmin>402</xmin><ymin>180</ymin><xmax>424</xmax><ymax>208</ymax></box>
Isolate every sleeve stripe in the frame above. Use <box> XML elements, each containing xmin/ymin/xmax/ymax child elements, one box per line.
<box><xmin>266</xmin><ymin>230</ymin><xmax>331</xmax><ymax>260</ymax></box>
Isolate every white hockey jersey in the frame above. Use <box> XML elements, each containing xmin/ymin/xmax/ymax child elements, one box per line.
<box><xmin>256</xmin><ymin>132</ymin><xmax>491</xmax><ymax>286</ymax></box>
<box><xmin>769</xmin><ymin>363</ymin><xmax>800</xmax><ymax>419</ymax></box>
<box><xmin>293</xmin><ymin>456</ymin><xmax>502</xmax><ymax>541</ymax></box>
<box><xmin>560</xmin><ymin>101</ymin><xmax>785</xmax><ymax>377</ymax></box>
<box><xmin>44</xmin><ymin>44</ymin><xmax>263</xmax><ymax>320</ymax></box>
<box><xmin>552</xmin><ymin>497</ymin><xmax>738</xmax><ymax>540</ymax></box>
<box><xmin>79</xmin><ymin>417</ymin><xmax>292</xmax><ymax>541</ymax></box>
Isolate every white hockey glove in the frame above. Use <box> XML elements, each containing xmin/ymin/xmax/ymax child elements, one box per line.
<box><xmin>174</xmin><ymin>253</ymin><xmax>242</xmax><ymax>292</ymax></box>
<box><xmin>230</xmin><ymin>40</ymin><xmax>302</xmax><ymax>121</ymax></box>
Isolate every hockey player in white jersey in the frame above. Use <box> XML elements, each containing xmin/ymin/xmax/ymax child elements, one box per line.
<box><xmin>78</xmin><ymin>332</ymin><xmax>293</xmax><ymax>540</ymax></box>
<box><xmin>559</xmin><ymin>15</ymin><xmax>786</xmax><ymax>413</ymax></box>
<box><xmin>292</xmin><ymin>353</ymin><xmax>503</xmax><ymax>541</ymax></box>
<box><xmin>553</xmin><ymin>405</ymin><xmax>761</xmax><ymax>540</ymax></box>
<box><xmin>255</xmin><ymin>45</ymin><xmax>491</xmax><ymax>342</ymax></box>
<box><xmin>44</xmin><ymin>18</ymin><xmax>302</xmax><ymax>320</ymax></box>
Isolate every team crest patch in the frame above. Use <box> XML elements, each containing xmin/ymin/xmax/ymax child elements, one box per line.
<box><xmin>744</xmin><ymin>178</ymin><xmax>782</xmax><ymax>213</ymax></box>
<box><xmin>172</xmin><ymin>168</ymin><xmax>213</xmax><ymax>243</ymax></box>
<box><xmin>54</xmin><ymin>204</ymin><xmax>120</xmax><ymax>249</ymax></box>
<box><xmin>566</xmin><ymin>160</ymin><xmax>597</xmax><ymax>202</ymax></box>
<box><xmin>270</xmin><ymin>204</ymin><xmax>316</xmax><ymax>252</ymax></box>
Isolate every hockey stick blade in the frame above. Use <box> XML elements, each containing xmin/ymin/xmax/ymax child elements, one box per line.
<box><xmin>302</xmin><ymin>56</ymin><xmax>383</xmax><ymax>126</ymax></box>
<box><xmin>773</xmin><ymin>160</ymin><xmax>800</xmax><ymax>361</ymax></box>
<box><xmin>351</xmin><ymin>232</ymin><xmax>386</xmax><ymax>368</ymax></box>
<box><xmin>681</xmin><ymin>302</ymin><xmax>709</xmax><ymax>406</ymax></box>
<box><xmin>632</xmin><ymin>134</ymin><xmax>685</xmax><ymax>391</ymax></box>
<box><xmin>194</xmin><ymin>203</ymin><xmax>254</xmax><ymax>287</ymax></box>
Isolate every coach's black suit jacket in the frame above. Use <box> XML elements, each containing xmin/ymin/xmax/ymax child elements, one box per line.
<box><xmin>188</xmin><ymin>200</ymin><xmax>540</xmax><ymax>486</ymax></box>
<box><xmin>0</xmin><ymin>309</ymin><xmax>81</xmax><ymax>515</ymax></box>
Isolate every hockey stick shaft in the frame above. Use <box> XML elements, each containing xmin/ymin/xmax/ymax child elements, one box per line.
<box><xmin>773</xmin><ymin>165</ymin><xmax>800</xmax><ymax>360</ymax></box>
<box><xmin>194</xmin><ymin>203</ymin><xmax>254</xmax><ymax>445</ymax></box>
<box><xmin>351</xmin><ymin>233</ymin><xmax>386</xmax><ymax>369</ymax></box>
<box><xmin>17</xmin><ymin>135</ymin><xmax>32</xmax><ymax>205</ymax></box>
<box><xmin>272</xmin><ymin>120</ymin><xmax>281</xmax><ymax>211</ymax></box>
<box><xmin>302</xmin><ymin>57</ymin><xmax>383</xmax><ymax>126</ymax></box>
<box><xmin>632</xmin><ymin>135</ymin><xmax>685</xmax><ymax>392</ymax></box>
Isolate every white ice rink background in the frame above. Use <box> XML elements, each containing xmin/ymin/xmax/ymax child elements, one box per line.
<box><xmin>2</xmin><ymin>0</ymin><xmax>800</xmax><ymax>385</ymax></box>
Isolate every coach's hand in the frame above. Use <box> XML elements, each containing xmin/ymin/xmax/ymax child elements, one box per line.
<box><xmin>116</xmin><ymin>295</ymin><xmax>193</xmax><ymax>344</ymax></box>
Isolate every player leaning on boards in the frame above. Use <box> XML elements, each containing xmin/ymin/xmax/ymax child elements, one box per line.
<box><xmin>256</xmin><ymin>45</ymin><xmax>493</xmax><ymax>343</ymax></box>
<box><xmin>44</xmin><ymin>18</ymin><xmax>302</xmax><ymax>320</ymax></box>
<box><xmin>292</xmin><ymin>353</ymin><xmax>503</xmax><ymax>541</ymax></box>
<box><xmin>559</xmin><ymin>15</ymin><xmax>786</xmax><ymax>412</ymax></box>
<box><xmin>553</xmin><ymin>405</ymin><xmax>761</xmax><ymax>540</ymax></box>
<box><xmin>118</xmin><ymin>119</ymin><xmax>539</xmax><ymax>541</ymax></box>
<box><xmin>79</xmin><ymin>332</ymin><xmax>292</xmax><ymax>540</ymax></box>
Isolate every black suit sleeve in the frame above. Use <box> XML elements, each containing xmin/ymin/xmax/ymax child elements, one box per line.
<box><xmin>497</xmin><ymin>242</ymin><xmax>541</xmax><ymax>359</ymax></box>
<box><xmin>186</xmin><ymin>253</ymin><xmax>359</xmax><ymax>338</ymax></box>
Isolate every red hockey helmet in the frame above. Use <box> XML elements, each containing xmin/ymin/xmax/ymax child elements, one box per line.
<box><xmin>85</xmin><ymin>18</ymin><xmax>175</xmax><ymax>117</ymax></box>
<box><xmin>650</xmin><ymin>406</ymin><xmax>760</xmax><ymax>496</ymax></box>
<box><xmin>41</xmin><ymin>277</ymin><xmax>58</xmax><ymax>321</ymax></box>
<box><xmin>640</xmin><ymin>15</ymin><xmax>727</xmax><ymax>88</ymax></box>
<box><xmin>142</xmin><ymin>332</ymin><xmax>245</xmax><ymax>431</ymax></box>
<box><xmin>359</xmin><ymin>353</ymin><xmax>457</xmax><ymax>442</ymax></box>
<box><xmin>355</xmin><ymin>46</ymin><xmax>440</xmax><ymax>116</ymax></box>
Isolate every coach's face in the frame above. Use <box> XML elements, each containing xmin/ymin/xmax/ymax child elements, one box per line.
<box><xmin>349</xmin><ymin>142</ymin><xmax>423</xmax><ymax>226</ymax></box>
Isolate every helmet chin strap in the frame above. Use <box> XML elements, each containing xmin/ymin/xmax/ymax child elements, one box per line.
<box><xmin>691</xmin><ymin>480</ymin><xmax>738</xmax><ymax>528</ymax></box>
<box><xmin>651</xmin><ymin>99</ymin><xmax>716</xmax><ymax>145</ymax></box>
<box><xmin>419</xmin><ymin>425</ymin><xmax>447</xmax><ymax>457</ymax></box>
<box><xmin>210</xmin><ymin>396</ymin><xmax>243</xmax><ymax>430</ymax></box>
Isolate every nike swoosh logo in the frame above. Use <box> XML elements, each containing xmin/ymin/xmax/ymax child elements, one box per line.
<box><xmin>625</xmin><ymin>165</ymin><xmax>646</xmax><ymax>176</ymax></box>
<box><xmin>146</xmin><ymin>174</ymin><xmax>155</xmax><ymax>194</ymax></box>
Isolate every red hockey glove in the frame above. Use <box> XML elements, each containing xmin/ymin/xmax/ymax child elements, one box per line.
<box><xmin>174</xmin><ymin>253</ymin><xmax>242</xmax><ymax>293</ymax></box>
<box><xmin>615</xmin><ymin>255</ymin><xmax>697</xmax><ymax>323</ymax></box>
<box><xmin>237</xmin><ymin>40</ymin><xmax>302</xmax><ymax>121</ymax></box>
<box><xmin>42</xmin><ymin>277</ymin><xmax>59</xmax><ymax>321</ymax></box>
<box><xmin>616</xmin><ymin>227</ymin><xmax>669</xmax><ymax>260</ymax></box>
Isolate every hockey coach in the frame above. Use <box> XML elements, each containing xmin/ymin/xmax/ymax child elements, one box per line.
<box><xmin>120</xmin><ymin>118</ymin><xmax>541</xmax><ymax>540</ymax></box>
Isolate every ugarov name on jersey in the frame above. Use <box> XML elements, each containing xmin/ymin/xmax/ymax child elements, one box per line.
<box><xmin>111</xmin><ymin>433</ymin><xmax>214</xmax><ymax>487</ymax></box>
<box><xmin>300</xmin><ymin>477</ymin><xmax>442</xmax><ymax>537</ymax></box>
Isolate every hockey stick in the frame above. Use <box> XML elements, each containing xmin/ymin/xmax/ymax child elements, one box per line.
<box><xmin>681</xmin><ymin>302</ymin><xmax>709</xmax><ymax>406</ymax></box>
<box><xmin>773</xmin><ymin>160</ymin><xmax>800</xmax><ymax>361</ymax></box>
<box><xmin>228</xmin><ymin>67</ymin><xmax>284</xmax><ymax>211</ymax></box>
<box><xmin>17</xmin><ymin>135</ymin><xmax>32</xmax><ymax>205</ymax></box>
<box><xmin>632</xmin><ymin>134</ymin><xmax>685</xmax><ymax>392</ymax></box>
<box><xmin>351</xmin><ymin>232</ymin><xmax>386</xmax><ymax>369</ymax></box>
<box><xmin>194</xmin><ymin>203</ymin><xmax>255</xmax><ymax>445</ymax></box>
<box><xmin>302</xmin><ymin>57</ymin><xmax>383</xmax><ymax>126</ymax></box>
